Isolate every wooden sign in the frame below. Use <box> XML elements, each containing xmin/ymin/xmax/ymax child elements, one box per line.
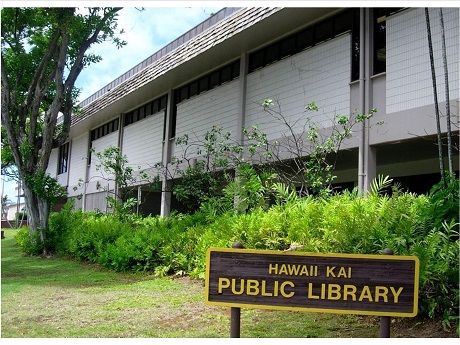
<box><xmin>205</xmin><ymin>248</ymin><xmax>419</xmax><ymax>317</ymax></box>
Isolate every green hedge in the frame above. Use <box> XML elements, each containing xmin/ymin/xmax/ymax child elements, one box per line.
<box><xmin>16</xmin><ymin>179</ymin><xmax>459</xmax><ymax>324</ymax></box>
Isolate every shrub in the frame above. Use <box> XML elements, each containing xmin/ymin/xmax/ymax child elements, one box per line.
<box><xmin>63</xmin><ymin>213</ymin><xmax>131</xmax><ymax>263</ymax></box>
<box><xmin>46</xmin><ymin>199</ymin><xmax>83</xmax><ymax>254</ymax></box>
<box><xmin>15</xmin><ymin>226</ymin><xmax>43</xmax><ymax>256</ymax></box>
<box><xmin>41</xmin><ymin>177</ymin><xmax>458</xmax><ymax>326</ymax></box>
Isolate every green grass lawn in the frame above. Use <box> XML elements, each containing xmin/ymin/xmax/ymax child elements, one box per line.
<box><xmin>0</xmin><ymin>228</ymin><xmax>449</xmax><ymax>338</ymax></box>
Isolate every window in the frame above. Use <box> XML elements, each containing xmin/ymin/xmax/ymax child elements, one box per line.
<box><xmin>373</xmin><ymin>8</ymin><xmax>403</xmax><ymax>75</ymax></box>
<box><xmin>152</xmin><ymin>99</ymin><xmax>159</xmax><ymax>114</ymax></box>
<box><xmin>180</xmin><ymin>86</ymin><xmax>189</xmax><ymax>102</ymax></box>
<box><xmin>231</xmin><ymin>60</ymin><xmax>240</xmax><ymax>79</ymax></box>
<box><xmin>249</xmin><ymin>50</ymin><xmax>265</xmax><ymax>71</ymax></box>
<box><xmin>58</xmin><ymin>142</ymin><xmax>69</xmax><ymax>174</ymax></box>
<box><xmin>174</xmin><ymin>60</ymin><xmax>240</xmax><ymax>105</ymax></box>
<box><xmin>91</xmin><ymin>118</ymin><xmax>119</xmax><ymax>141</ymax></box>
<box><xmin>265</xmin><ymin>43</ymin><xmax>280</xmax><ymax>65</ymax></box>
<box><xmin>199</xmin><ymin>76</ymin><xmax>209</xmax><ymax>93</ymax></box>
<box><xmin>280</xmin><ymin>36</ymin><xmax>296</xmax><ymax>58</ymax></box>
<box><xmin>334</xmin><ymin>10</ymin><xmax>353</xmax><ymax>34</ymax></box>
<box><xmin>189</xmin><ymin>81</ymin><xmax>199</xmax><ymax>97</ymax></box>
<box><xmin>123</xmin><ymin>95</ymin><xmax>167</xmax><ymax>127</ymax></box>
<box><xmin>221</xmin><ymin>65</ymin><xmax>233</xmax><ymax>84</ymax></box>
<box><xmin>159</xmin><ymin>95</ymin><xmax>167</xmax><ymax>110</ymax></box>
<box><xmin>145</xmin><ymin>103</ymin><xmax>153</xmax><ymax>117</ymax></box>
<box><xmin>139</xmin><ymin>106</ymin><xmax>145</xmax><ymax>120</ymax></box>
<box><xmin>373</xmin><ymin>9</ymin><xmax>387</xmax><ymax>75</ymax></box>
<box><xmin>297</xmin><ymin>28</ymin><xmax>313</xmax><ymax>51</ymax></box>
<box><xmin>209</xmin><ymin>70</ymin><xmax>220</xmax><ymax>89</ymax></box>
<box><xmin>351</xmin><ymin>9</ymin><xmax>360</xmax><ymax>81</ymax></box>
<box><xmin>248</xmin><ymin>9</ymin><xmax>359</xmax><ymax>75</ymax></box>
<box><xmin>315</xmin><ymin>20</ymin><xmax>332</xmax><ymax>43</ymax></box>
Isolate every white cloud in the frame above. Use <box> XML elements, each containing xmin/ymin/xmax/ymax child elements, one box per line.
<box><xmin>75</xmin><ymin>7</ymin><xmax>222</xmax><ymax>102</ymax></box>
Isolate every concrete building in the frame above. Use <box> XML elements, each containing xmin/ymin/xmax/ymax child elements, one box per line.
<box><xmin>45</xmin><ymin>7</ymin><xmax>459</xmax><ymax>216</ymax></box>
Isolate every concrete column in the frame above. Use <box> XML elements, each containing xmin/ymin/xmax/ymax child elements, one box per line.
<box><xmin>364</xmin><ymin>8</ymin><xmax>377</xmax><ymax>191</ymax></box>
<box><xmin>236</xmin><ymin>53</ymin><xmax>248</xmax><ymax>146</ymax></box>
<box><xmin>160</xmin><ymin>180</ymin><xmax>172</xmax><ymax>217</ymax></box>
<box><xmin>160</xmin><ymin>89</ymin><xmax>174</xmax><ymax>217</ymax></box>
<box><xmin>114</xmin><ymin>113</ymin><xmax>124</xmax><ymax>203</ymax></box>
<box><xmin>357</xmin><ymin>8</ymin><xmax>366</xmax><ymax>192</ymax></box>
<box><xmin>358</xmin><ymin>8</ymin><xmax>378</xmax><ymax>193</ymax></box>
<box><xmin>364</xmin><ymin>145</ymin><xmax>377</xmax><ymax>190</ymax></box>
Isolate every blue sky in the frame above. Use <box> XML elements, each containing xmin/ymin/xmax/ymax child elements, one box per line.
<box><xmin>1</xmin><ymin>4</ymin><xmax>222</xmax><ymax>203</ymax></box>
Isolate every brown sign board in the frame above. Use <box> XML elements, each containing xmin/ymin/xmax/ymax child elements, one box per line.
<box><xmin>205</xmin><ymin>248</ymin><xmax>419</xmax><ymax>317</ymax></box>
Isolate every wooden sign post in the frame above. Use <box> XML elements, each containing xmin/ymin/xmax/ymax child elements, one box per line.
<box><xmin>205</xmin><ymin>247</ymin><xmax>419</xmax><ymax>337</ymax></box>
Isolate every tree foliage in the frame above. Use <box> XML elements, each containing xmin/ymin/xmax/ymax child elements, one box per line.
<box><xmin>150</xmin><ymin>100</ymin><xmax>379</xmax><ymax>213</ymax></box>
<box><xmin>91</xmin><ymin>146</ymin><xmax>150</xmax><ymax>220</ymax></box>
<box><xmin>1</xmin><ymin>7</ymin><xmax>125</xmax><ymax>249</ymax></box>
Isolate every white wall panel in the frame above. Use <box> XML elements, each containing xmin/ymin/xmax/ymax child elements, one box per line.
<box><xmin>122</xmin><ymin>111</ymin><xmax>165</xmax><ymax>176</ymax></box>
<box><xmin>46</xmin><ymin>148</ymin><xmax>58</xmax><ymax>177</ymax></box>
<box><xmin>85</xmin><ymin>191</ymin><xmax>109</xmax><ymax>212</ymax></box>
<box><xmin>67</xmin><ymin>132</ymin><xmax>89</xmax><ymax>196</ymax></box>
<box><xmin>387</xmin><ymin>8</ymin><xmax>459</xmax><ymax>113</ymax></box>
<box><xmin>174</xmin><ymin>80</ymin><xmax>240</xmax><ymax>160</ymax></box>
<box><xmin>245</xmin><ymin>34</ymin><xmax>351</xmax><ymax>141</ymax></box>
<box><xmin>88</xmin><ymin>131</ymin><xmax>119</xmax><ymax>185</ymax></box>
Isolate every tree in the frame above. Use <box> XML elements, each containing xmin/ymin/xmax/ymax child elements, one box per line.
<box><xmin>1</xmin><ymin>7</ymin><xmax>125</xmax><ymax>251</ymax></box>
<box><xmin>169</xmin><ymin>126</ymin><xmax>243</xmax><ymax>212</ymax></box>
<box><xmin>438</xmin><ymin>8</ymin><xmax>454</xmax><ymax>176</ymax></box>
<box><xmin>156</xmin><ymin>100</ymin><xmax>378</xmax><ymax>214</ymax></box>
<box><xmin>424</xmin><ymin>8</ymin><xmax>457</xmax><ymax>188</ymax></box>
<box><xmin>244</xmin><ymin>99</ymin><xmax>378</xmax><ymax>197</ymax></box>
<box><xmin>91</xmin><ymin>146</ymin><xmax>151</xmax><ymax>219</ymax></box>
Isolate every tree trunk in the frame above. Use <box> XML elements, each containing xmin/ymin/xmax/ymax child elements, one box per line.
<box><xmin>37</xmin><ymin>198</ymin><xmax>50</xmax><ymax>251</ymax></box>
<box><xmin>22</xmin><ymin>179</ymin><xmax>50</xmax><ymax>255</ymax></box>
<box><xmin>425</xmin><ymin>8</ymin><xmax>446</xmax><ymax>187</ymax></box>
<box><xmin>439</xmin><ymin>8</ymin><xmax>454</xmax><ymax>175</ymax></box>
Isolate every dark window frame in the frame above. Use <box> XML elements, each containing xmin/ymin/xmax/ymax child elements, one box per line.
<box><xmin>91</xmin><ymin>118</ymin><xmax>119</xmax><ymax>141</ymax></box>
<box><xmin>209</xmin><ymin>70</ymin><xmax>220</xmax><ymax>89</ymax></box>
<box><xmin>123</xmin><ymin>95</ymin><xmax>168</xmax><ymax>128</ymax></box>
<box><xmin>58</xmin><ymin>142</ymin><xmax>69</xmax><ymax>175</ymax></box>
<box><xmin>372</xmin><ymin>8</ymin><xmax>404</xmax><ymax>75</ymax></box>
<box><xmin>174</xmin><ymin>60</ymin><xmax>240</xmax><ymax>105</ymax></box>
<box><xmin>248</xmin><ymin>9</ymin><xmax>361</xmax><ymax>80</ymax></box>
<box><xmin>351</xmin><ymin>9</ymin><xmax>360</xmax><ymax>81</ymax></box>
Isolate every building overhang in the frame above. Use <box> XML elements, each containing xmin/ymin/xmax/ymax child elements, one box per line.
<box><xmin>70</xmin><ymin>7</ymin><xmax>342</xmax><ymax>138</ymax></box>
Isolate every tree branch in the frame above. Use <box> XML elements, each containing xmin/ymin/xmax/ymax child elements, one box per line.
<box><xmin>38</xmin><ymin>31</ymin><xmax>69</xmax><ymax>171</ymax></box>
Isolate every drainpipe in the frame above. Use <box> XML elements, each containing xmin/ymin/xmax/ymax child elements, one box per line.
<box><xmin>237</xmin><ymin>53</ymin><xmax>248</xmax><ymax>148</ymax></box>
<box><xmin>358</xmin><ymin>8</ymin><xmax>366</xmax><ymax>193</ymax></box>
<box><xmin>83</xmin><ymin>136</ymin><xmax>91</xmax><ymax>211</ymax></box>
<box><xmin>115</xmin><ymin>113</ymin><xmax>124</xmax><ymax>205</ymax></box>
<box><xmin>65</xmin><ymin>140</ymin><xmax>72</xmax><ymax>197</ymax></box>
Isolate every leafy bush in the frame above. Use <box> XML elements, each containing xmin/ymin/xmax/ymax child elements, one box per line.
<box><xmin>426</xmin><ymin>176</ymin><xmax>459</xmax><ymax>233</ymax></box>
<box><xmin>410</xmin><ymin>222</ymin><xmax>459</xmax><ymax>326</ymax></box>
<box><xmin>40</xmin><ymin>177</ymin><xmax>458</xmax><ymax>326</ymax></box>
<box><xmin>46</xmin><ymin>199</ymin><xmax>82</xmax><ymax>254</ymax></box>
<box><xmin>172</xmin><ymin>163</ymin><xmax>225</xmax><ymax>213</ymax></box>
<box><xmin>15</xmin><ymin>226</ymin><xmax>43</xmax><ymax>255</ymax></box>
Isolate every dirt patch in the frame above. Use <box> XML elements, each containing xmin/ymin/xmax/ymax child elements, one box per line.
<box><xmin>390</xmin><ymin>317</ymin><xmax>458</xmax><ymax>338</ymax></box>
